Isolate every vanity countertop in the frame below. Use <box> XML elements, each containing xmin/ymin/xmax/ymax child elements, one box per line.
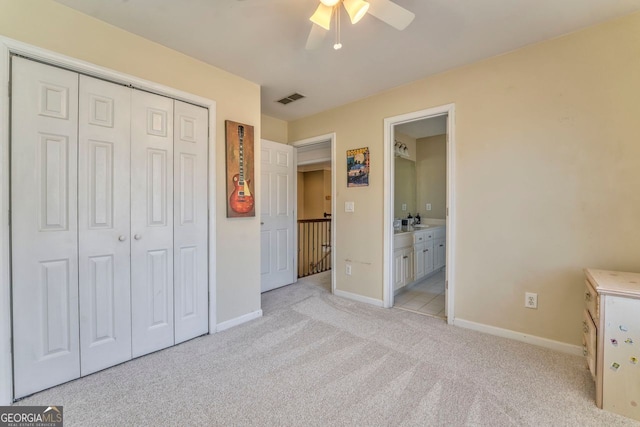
<box><xmin>394</xmin><ymin>224</ymin><xmax>445</xmax><ymax>235</ymax></box>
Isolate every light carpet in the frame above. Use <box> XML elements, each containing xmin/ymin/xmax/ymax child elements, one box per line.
<box><xmin>15</xmin><ymin>272</ymin><xmax>638</xmax><ymax>426</ymax></box>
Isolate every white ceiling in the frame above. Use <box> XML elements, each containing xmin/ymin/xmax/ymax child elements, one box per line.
<box><xmin>54</xmin><ymin>0</ymin><xmax>640</xmax><ymax>122</ymax></box>
<box><xmin>396</xmin><ymin>115</ymin><xmax>447</xmax><ymax>139</ymax></box>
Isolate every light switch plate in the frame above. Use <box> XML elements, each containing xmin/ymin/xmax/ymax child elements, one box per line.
<box><xmin>345</xmin><ymin>201</ymin><xmax>355</xmax><ymax>212</ymax></box>
<box><xmin>426</xmin><ymin>203</ymin><xmax>432</xmax><ymax>211</ymax></box>
<box><xmin>402</xmin><ymin>203</ymin><xmax>407</xmax><ymax>211</ymax></box>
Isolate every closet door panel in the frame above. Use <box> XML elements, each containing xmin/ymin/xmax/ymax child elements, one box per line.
<box><xmin>11</xmin><ymin>57</ymin><xmax>80</xmax><ymax>398</ymax></box>
<box><xmin>174</xmin><ymin>101</ymin><xmax>209</xmax><ymax>343</ymax></box>
<box><xmin>131</xmin><ymin>90</ymin><xmax>175</xmax><ymax>357</ymax></box>
<box><xmin>78</xmin><ymin>75</ymin><xmax>132</xmax><ymax>375</ymax></box>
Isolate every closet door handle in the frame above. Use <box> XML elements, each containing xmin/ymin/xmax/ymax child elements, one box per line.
<box><xmin>134</xmin><ymin>234</ymin><xmax>142</xmax><ymax>240</ymax></box>
<box><xmin>118</xmin><ymin>235</ymin><xmax>127</xmax><ymax>242</ymax></box>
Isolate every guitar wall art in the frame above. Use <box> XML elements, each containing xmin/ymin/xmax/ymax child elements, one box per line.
<box><xmin>225</xmin><ymin>120</ymin><xmax>256</xmax><ymax>217</ymax></box>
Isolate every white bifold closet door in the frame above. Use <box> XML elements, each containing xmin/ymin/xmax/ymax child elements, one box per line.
<box><xmin>130</xmin><ymin>90</ymin><xmax>175</xmax><ymax>358</ymax></box>
<box><xmin>173</xmin><ymin>100</ymin><xmax>209</xmax><ymax>344</ymax></box>
<box><xmin>11</xmin><ymin>57</ymin><xmax>81</xmax><ymax>399</ymax></box>
<box><xmin>11</xmin><ymin>57</ymin><xmax>209</xmax><ymax>399</ymax></box>
<box><xmin>78</xmin><ymin>75</ymin><xmax>132</xmax><ymax>376</ymax></box>
<box><xmin>129</xmin><ymin>93</ymin><xmax>210</xmax><ymax>356</ymax></box>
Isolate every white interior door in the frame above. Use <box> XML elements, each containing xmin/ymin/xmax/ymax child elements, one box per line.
<box><xmin>78</xmin><ymin>75</ymin><xmax>132</xmax><ymax>375</ymax></box>
<box><xmin>260</xmin><ymin>140</ymin><xmax>295</xmax><ymax>292</ymax></box>
<box><xmin>130</xmin><ymin>90</ymin><xmax>175</xmax><ymax>357</ymax></box>
<box><xmin>11</xmin><ymin>57</ymin><xmax>80</xmax><ymax>398</ymax></box>
<box><xmin>173</xmin><ymin>100</ymin><xmax>208</xmax><ymax>343</ymax></box>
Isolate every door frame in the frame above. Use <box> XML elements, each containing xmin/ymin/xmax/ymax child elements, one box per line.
<box><xmin>0</xmin><ymin>36</ymin><xmax>217</xmax><ymax>405</ymax></box>
<box><xmin>291</xmin><ymin>133</ymin><xmax>336</xmax><ymax>294</ymax></box>
<box><xmin>383</xmin><ymin>104</ymin><xmax>456</xmax><ymax>325</ymax></box>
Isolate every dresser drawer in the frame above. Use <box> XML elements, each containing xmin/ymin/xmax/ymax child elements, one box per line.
<box><xmin>582</xmin><ymin>309</ymin><xmax>597</xmax><ymax>380</ymax></box>
<box><xmin>584</xmin><ymin>280</ymin><xmax>599</xmax><ymax>322</ymax></box>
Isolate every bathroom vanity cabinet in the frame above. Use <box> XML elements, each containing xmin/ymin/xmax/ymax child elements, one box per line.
<box><xmin>393</xmin><ymin>232</ymin><xmax>414</xmax><ymax>291</ymax></box>
<box><xmin>434</xmin><ymin>237</ymin><xmax>446</xmax><ymax>270</ymax></box>
<box><xmin>414</xmin><ymin>229</ymin><xmax>434</xmax><ymax>281</ymax></box>
<box><xmin>393</xmin><ymin>225</ymin><xmax>445</xmax><ymax>292</ymax></box>
<box><xmin>583</xmin><ymin>268</ymin><xmax>640</xmax><ymax>422</ymax></box>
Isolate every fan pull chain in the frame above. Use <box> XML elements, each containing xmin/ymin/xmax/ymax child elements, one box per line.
<box><xmin>334</xmin><ymin>5</ymin><xmax>342</xmax><ymax>50</ymax></box>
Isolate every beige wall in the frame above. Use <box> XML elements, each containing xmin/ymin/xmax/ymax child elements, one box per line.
<box><xmin>416</xmin><ymin>134</ymin><xmax>446</xmax><ymax>220</ymax></box>
<box><xmin>289</xmin><ymin>12</ymin><xmax>640</xmax><ymax>346</ymax></box>
<box><xmin>0</xmin><ymin>0</ymin><xmax>262</xmax><ymax>324</ymax></box>
<box><xmin>323</xmin><ymin>169</ymin><xmax>331</xmax><ymax>215</ymax></box>
<box><xmin>297</xmin><ymin>172</ymin><xmax>305</xmax><ymax>220</ymax></box>
<box><xmin>261</xmin><ymin>114</ymin><xmax>288</xmax><ymax>143</ymax></box>
<box><xmin>302</xmin><ymin>170</ymin><xmax>325</xmax><ymax>219</ymax></box>
<box><xmin>299</xmin><ymin>169</ymin><xmax>331</xmax><ymax>219</ymax></box>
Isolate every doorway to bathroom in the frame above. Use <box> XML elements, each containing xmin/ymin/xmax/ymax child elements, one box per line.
<box><xmin>393</xmin><ymin>115</ymin><xmax>447</xmax><ymax>318</ymax></box>
<box><xmin>383</xmin><ymin>104</ymin><xmax>456</xmax><ymax>325</ymax></box>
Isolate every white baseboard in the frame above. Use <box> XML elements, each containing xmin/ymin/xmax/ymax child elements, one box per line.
<box><xmin>215</xmin><ymin>309</ymin><xmax>263</xmax><ymax>332</ymax></box>
<box><xmin>453</xmin><ymin>318</ymin><xmax>583</xmax><ymax>356</ymax></box>
<box><xmin>334</xmin><ymin>289</ymin><xmax>384</xmax><ymax>307</ymax></box>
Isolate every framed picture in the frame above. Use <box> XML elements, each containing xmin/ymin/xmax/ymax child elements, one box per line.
<box><xmin>225</xmin><ymin>120</ymin><xmax>255</xmax><ymax>217</ymax></box>
<box><xmin>347</xmin><ymin>147</ymin><xmax>369</xmax><ymax>187</ymax></box>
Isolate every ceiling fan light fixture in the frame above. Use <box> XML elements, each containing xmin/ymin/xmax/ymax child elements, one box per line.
<box><xmin>343</xmin><ymin>0</ymin><xmax>369</xmax><ymax>24</ymax></box>
<box><xmin>310</xmin><ymin>3</ymin><xmax>333</xmax><ymax>30</ymax></box>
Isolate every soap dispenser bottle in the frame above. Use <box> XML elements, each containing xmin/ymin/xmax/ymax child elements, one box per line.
<box><xmin>407</xmin><ymin>213</ymin><xmax>413</xmax><ymax>226</ymax></box>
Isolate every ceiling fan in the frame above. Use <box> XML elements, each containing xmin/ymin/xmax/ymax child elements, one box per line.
<box><xmin>306</xmin><ymin>0</ymin><xmax>415</xmax><ymax>50</ymax></box>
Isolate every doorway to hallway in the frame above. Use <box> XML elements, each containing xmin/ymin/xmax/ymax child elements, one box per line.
<box><xmin>292</xmin><ymin>133</ymin><xmax>336</xmax><ymax>293</ymax></box>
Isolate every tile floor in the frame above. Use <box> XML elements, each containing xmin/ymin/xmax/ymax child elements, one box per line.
<box><xmin>394</xmin><ymin>269</ymin><xmax>446</xmax><ymax>318</ymax></box>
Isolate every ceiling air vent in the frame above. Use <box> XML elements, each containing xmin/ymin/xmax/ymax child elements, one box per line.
<box><xmin>276</xmin><ymin>92</ymin><xmax>305</xmax><ymax>105</ymax></box>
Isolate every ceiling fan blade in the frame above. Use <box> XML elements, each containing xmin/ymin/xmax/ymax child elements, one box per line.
<box><xmin>366</xmin><ymin>0</ymin><xmax>415</xmax><ymax>31</ymax></box>
<box><xmin>305</xmin><ymin>23</ymin><xmax>328</xmax><ymax>50</ymax></box>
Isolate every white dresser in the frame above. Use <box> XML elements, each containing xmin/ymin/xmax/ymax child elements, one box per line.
<box><xmin>584</xmin><ymin>269</ymin><xmax>640</xmax><ymax>422</ymax></box>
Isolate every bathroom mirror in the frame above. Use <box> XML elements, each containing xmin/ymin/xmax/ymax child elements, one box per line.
<box><xmin>394</xmin><ymin>157</ymin><xmax>416</xmax><ymax>218</ymax></box>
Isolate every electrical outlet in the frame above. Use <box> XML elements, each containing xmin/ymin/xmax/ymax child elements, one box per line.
<box><xmin>426</xmin><ymin>203</ymin><xmax>432</xmax><ymax>211</ymax></box>
<box><xmin>345</xmin><ymin>264</ymin><xmax>352</xmax><ymax>275</ymax></box>
<box><xmin>525</xmin><ymin>292</ymin><xmax>538</xmax><ymax>309</ymax></box>
<box><xmin>401</xmin><ymin>203</ymin><xmax>407</xmax><ymax>211</ymax></box>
